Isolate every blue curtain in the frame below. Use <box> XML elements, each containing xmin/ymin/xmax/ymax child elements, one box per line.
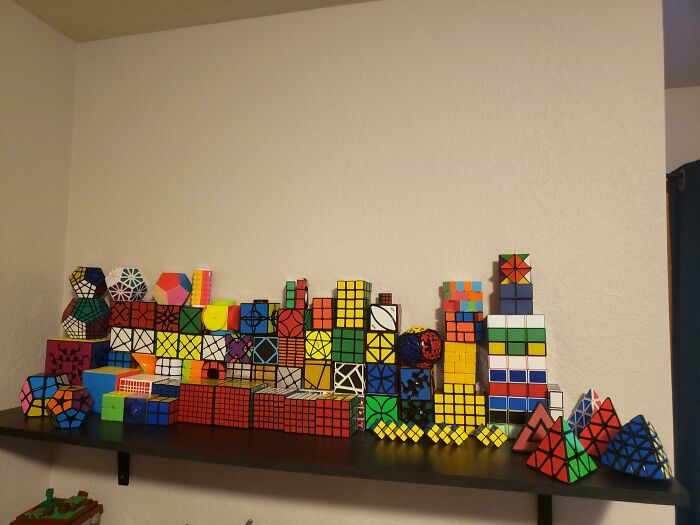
<box><xmin>668</xmin><ymin>159</ymin><xmax>700</xmax><ymax>525</ymax></box>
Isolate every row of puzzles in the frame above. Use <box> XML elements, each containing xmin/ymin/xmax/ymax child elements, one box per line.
<box><xmin>19</xmin><ymin>255</ymin><xmax>672</xmax><ymax>484</ymax></box>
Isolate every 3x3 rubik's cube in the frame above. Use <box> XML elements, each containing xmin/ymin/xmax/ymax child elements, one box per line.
<box><xmin>487</xmin><ymin>255</ymin><xmax>549</xmax><ymax>438</ymax></box>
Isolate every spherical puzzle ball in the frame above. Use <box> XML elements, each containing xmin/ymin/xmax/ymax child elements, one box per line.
<box><xmin>46</xmin><ymin>386</ymin><xmax>94</xmax><ymax>429</ymax></box>
<box><xmin>19</xmin><ymin>374</ymin><xmax>69</xmax><ymax>417</ymax></box>
<box><xmin>397</xmin><ymin>326</ymin><xmax>443</xmax><ymax>368</ymax></box>
<box><xmin>69</xmin><ymin>267</ymin><xmax>106</xmax><ymax>298</ymax></box>
<box><xmin>153</xmin><ymin>272</ymin><xmax>192</xmax><ymax>305</ymax></box>
<box><xmin>61</xmin><ymin>298</ymin><xmax>110</xmax><ymax>339</ymax></box>
<box><xmin>106</xmin><ymin>267</ymin><xmax>147</xmax><ymax>301</ymax></box>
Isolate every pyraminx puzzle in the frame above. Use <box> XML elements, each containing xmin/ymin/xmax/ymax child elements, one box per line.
<box><xmin>600</xmin><ymin>415</ymin><xmax>672</xmax><ymax>479</ymax></box>
<box><xmin>526</xmin><ymin>417</ymin><xmax>597</xmax><ymax>484</ymax></box>
<box><xmin>577</xmin><ymin>397</ymin><xmax>621</xmax><ymax>457</ymax></box>
<box><xmin>568</xmin><ymin>389</ymin><xmax>602</xmax><ymax>436</ymax></box>
<box><xmin>512</xmin><ymin>402</ymin><xmax>554</xmax><ymax>453</ymax></box>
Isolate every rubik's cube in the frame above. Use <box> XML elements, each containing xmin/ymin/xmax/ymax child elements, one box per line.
<box><xmin>441</xmin><ymin>281</ymin><xmax>484</xmax><ymax>346</ymax></box>
<box><xmin>434</xmin><ymin>383</ymin><xmax>486</xmax><ymax>434</ymax></box>
<box><xmin>202</xmin><ymin>361</ymin><xmax>225</xmax><ymax>380</ymax></box>
<box><xmin>547</xmin><ymin>383</ymin><xmax>564</xmax><ymax>421</ymax></box>
<box><xmin>336</xmin><ymin>280</ymin><xmax>371</xmax><ymax>329</ymax></box>
<box><xmin>288</xmin><ymin>279</ymin><xmax>308</xmax><ymax>309</ymax></box>
<box><xmin>19</xmin><ymin>374</ymin><xmax>69</xmax><ymax>417</ymax></box>
<box><xmin>486</xmin><ymin>314</ymin><xmax>546</xmax><ymax>356</ymax></box>
<box><xmin>151</xmin><ymin>377</ymin><xmax>181</xmax><ymax>397</ymax></box>
<box><xmin>284</xmin><ymin>391</ymin><xmax>324</xmax><ymax>434</ymax></box>
<box><xmin>424</xmin><ymin>423</ymin><xmax>459</xmax><ymax>445</ymax></box>
<box><xmin>278</xmin><ymin>337</ymin><xmax>305</xmax><ymax>367</ymax></box>
<box><xmin>253</xmin><ymin>387</ymin><xmax>295</xmax><ymax>430</ymax></box>
<box><xmin>214</xmin><ymin>380</ymin><xmax>267</xmax><ymax>428</ymax></box>
<box><xmin>101</xmin><ymin>391</ymin><xmax>128</xmax><ymax>422</ymax></box>
<box><xmin>277</xmin><ymin>309</ymin><xmax>305</xmax><ymax>338</ymax></box>
<box><xmin>45</xmin><ymin>338</ymin><xmax>111</xmax><ymax>385</ymax></box>
<box><xmin>315</xmin><ymin>393</ymin><xmax>359</xmax><ymax>437</ymax></box>
<box><xmin>441</xmin><ymin>281</ymin><xmax>483</xmax><ymax>313</ymax></box>
<box><xmin>147</xmin><ymin>395</ymin><xmax>179</xmax><ymax>425</ymax></box>
<box><xmin>498</xmin><ymin>254</ymin><xmax>533</xmax><ymax>314</ymax></box>
<box><xmin>82</xmin><ymin>366</ymin><xmax>140</xmax><ymax>412</ymax></box>
<box><xmin>312</xmin><ymin>298</ymin><xmax>334</xmax><ymax>330</ymax></box>
<box><xmin>442</xmin><ymin>342</ymin><xmax>476</xmax><ymax>385</ymax></box>
<box><xmin>331</xmin><ymin>328</ymin><xmax>364</xmax><ymax>363</ymax></box>
<box><xmin>124</xmin><ymin>393</ymin><xmax>150</xmax><ymax>424</ymax></box>
<box><xmin>118</xmin><ymin>374</ymin><xmax>161</xmax><ymax>394</ymax></box>
<box><xmin>488</xmin><ymin>354</ymin><xmax>548</xmax><ymax>438</ymax></box>
<box><xmin>46</xmin><ymin>386</ymin><xmax>94</xmax><ymax>429</ymax></box>
<box><xmin>178</xmin><ymin>378</ymin><xmax>221</xmax><ymax>425</ymax></box>
<box><xmin>240</xmin><ymin>301</ymin><xmax>279</xmax><ymax>335</ymax></box>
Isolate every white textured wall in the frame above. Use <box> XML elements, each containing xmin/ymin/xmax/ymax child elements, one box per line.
<box><xmin>48</xmin><ymin>0</ymin><xmax>671</xmax><ymax>523</ymax></box>
<box><xmin>0</xmin><ymin>0</ymin><xmax>75</xmax><ymax>520</ymax></box>
<box><xmin>666</xmin><ymin>86</ymin><xmax>700</xmax><ymax>171</ymax></box>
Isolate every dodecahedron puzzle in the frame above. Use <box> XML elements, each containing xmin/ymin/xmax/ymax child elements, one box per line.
<box><xmin>61</xmin><ymin>298</ymin><xmax>110</xmax><ymax>339</ymax></box>
<box><xmin>106</xmin><ymin>267</ymin><xmax>147</xmax><ymax>302</ymax></box>
<box><xmin>46</xmin><ymin>386</ymin><xmax>94</xmax><ymax>429</ymax></box>
<box><xmin>19</xmin><ymin>374</ymin><xmax>69</xmax><ymax>417</ymax></box>
<box><xmin>69</xmin><ymin>266</ymin><xmax>106</xmax><ymax>299</ymax></box>
<box><xmin>153</xmin><ymin>272</ymin><xmax>192</xmax><ymax>305</ymax></box>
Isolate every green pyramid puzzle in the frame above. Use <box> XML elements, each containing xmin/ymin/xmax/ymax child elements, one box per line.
<box><xmin>526</xmin><ymin>417</ymin><xmax>597</xmax><ymax>484</ymax></box>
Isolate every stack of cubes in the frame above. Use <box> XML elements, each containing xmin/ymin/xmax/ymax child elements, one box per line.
<box><xmin>434</xmin><ymin>281</ymin><xmax>487</xmax><ymax>434</ymax></box>
<box><xmin>365</xmin><ymin>293</ymin><xmax>401</xmax><ymax>429</ymax></box>
<box><xmin>487</xmin><ymin>254</ymin><xmax>549</xmax><ymax>438</ymax></box>
<box><xmin>331</xmin><ymin>281</ymin><xmax>373</xmax><ymax>426</ymax></box>
<box><xmin>277</xmin><ymin>279</ymin><xmax>308</xmax><ymax>390</ymax></box>
<box><xmin>45</xmin><ymin>267</ymin><xmax>111</xmax><ymax>386</ymax></box>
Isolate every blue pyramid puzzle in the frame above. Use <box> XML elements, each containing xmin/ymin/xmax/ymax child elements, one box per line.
<box><xmin>568</xmin><ymin>389</ymin><xmax>602</xmax><ymax>436</ymax></box>
<box><xmin>600</xmin><ymin>415</ymin><xmax>672</xmax><ymax>480</ymax></box>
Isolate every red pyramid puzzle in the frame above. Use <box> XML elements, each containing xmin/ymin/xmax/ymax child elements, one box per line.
<box><xmin>512</xmin><ymin>403</ymin><xmax>554</xmax><ymax>453</ymax></box>
<box><xmin>578</xmin><ymin>397</ymin><xmax>621</xmax><ymax>457</ymax></box>
<box><xmin>526</xmin><ymin>417</ymin><xmax>597</xmax><ymax>484</ymax></box>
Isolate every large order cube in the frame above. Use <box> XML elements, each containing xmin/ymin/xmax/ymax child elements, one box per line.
<box><xmin>82</xmin><ymin>367</ymin><xmax>140</xmax><ymax>413</ymax></box>
<box><xmin>45</xmin><ymin>338</ymin><xmax>110</xmax><ymax>385</ymax></box>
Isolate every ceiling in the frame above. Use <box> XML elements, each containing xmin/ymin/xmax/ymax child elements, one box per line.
<box><xmin>13</xmin><ymin>0</ymin><xmax>376</xmax><ymax>42</ymax></box>
<box><xmin>13</xmin><ymin>0</ymin><xmax>700</xmax><ymax>88</ymax></box>
<box><xmin>664</xmin><ymin>0</ymin><xmax>700</xmax><ymax>88</ymax></box>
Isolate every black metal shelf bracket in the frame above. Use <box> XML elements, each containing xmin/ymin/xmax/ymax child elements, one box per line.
<box><xmin>537</xmin><ymin>494</ymin><xmax>552</xmax><ymax>525</ymax></box>
<box><xmin>117</xmin><ymin>451</ymin><xmax>130</xmax><ymax>486</ymax></box>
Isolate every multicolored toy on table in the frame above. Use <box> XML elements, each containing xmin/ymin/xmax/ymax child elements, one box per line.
<box><xmin>19</xmin><ymin>256</ymin><xmax>672</xmax><ymax>485</ymax></box>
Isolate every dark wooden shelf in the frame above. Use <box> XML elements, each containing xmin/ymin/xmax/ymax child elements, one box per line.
<box><xmin>0</xmin><ymin>407</ymin><xmax>688</xmax><ymax>518</ymax></box>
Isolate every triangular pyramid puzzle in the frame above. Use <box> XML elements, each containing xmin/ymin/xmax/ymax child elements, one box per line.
<box><xmin>512</xmin><ymin>403</ymin><xmax>554</xmax><ymax>453</ymax></box>
<box><xmin>578</xmin><ymin>397</ymin><xmax>621</xmax><ymax>456</ymax></box>
<box><xmin>568</xmin><ymin>389</ymin><xmax>602</xmax><ymax>435</ymax></box>
<box><xmin>526</xmin><ymin>417</ymin><xmax>597</xmax><ymax>484</ymax></box>
<box><xmin>600</xmin><ymin>415</ymin><xmax>672</xmax><ymax>480</ymax></box>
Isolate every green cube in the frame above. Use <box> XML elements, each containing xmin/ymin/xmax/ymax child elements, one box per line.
<box><xmin>304</xmin><ymin>309</ymin><xmax>313</xmax><ymax>331</ymax></box>
<box><xmin>506</xmin><ymin>328</ymin><xmax>527</xmax><ymax>342</ymax></box>
<box><xmin>101</xmin><ymin>391</ymin><xmax>127</xmax><ymax>422</ymax></box>
<box><xmin>179</xmin><ymin>306</ymin><xmax>202</xmax><ymax>334</ymax></box>
<box><xmin>526</xmin><ymin>328</ymin><xmax>546</xmax><ymax>342</ymax></box>
<box><xmin>285</xmin><ymin>281</ymin><xmax>296</xmax><ymax>309</ymax></box>
<box><xmin>507</xmin><ymin>342</ymin><xmax>526</xmax><ymax>355</ymax></box>
<box><xmin>487</xmin><ymin>327</ymin><xmax>507</xmax><ymax>342</ymax></box>
<box><xmin>332</xmin><ymin>328</ymin><xmax>365</xmax><ymax>363</ymax></box>
<box><xmin>365</xmin><ymin>394</ymin><xmax>398</xmax><ymax>428</ymax></box>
